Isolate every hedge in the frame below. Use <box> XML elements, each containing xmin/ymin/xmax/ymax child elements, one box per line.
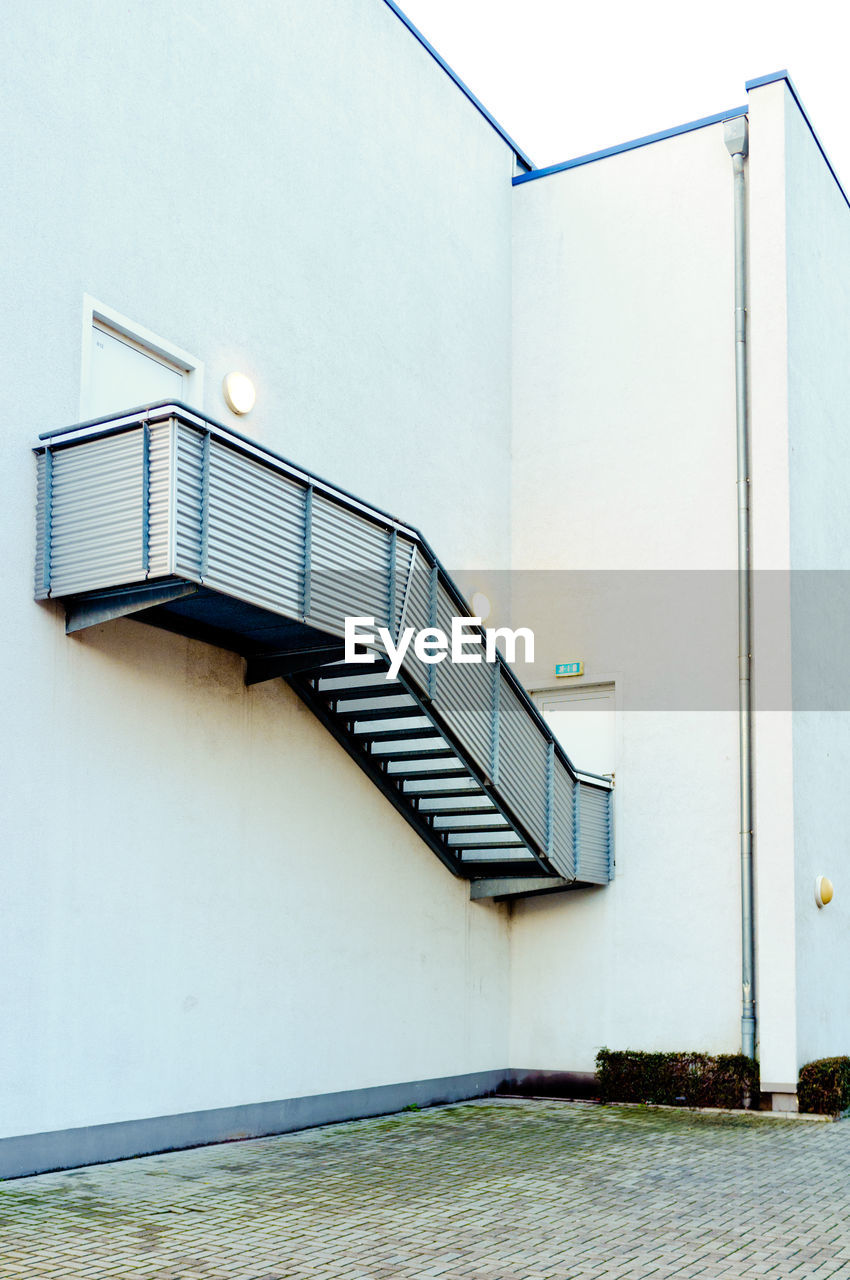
<box><xmin>596</xmin><ymin>1048</ymin><xmax>759</xmax><ymax>1110</ymax></box>
<box><xmin>798</xmin><ymin>1057</ymin><xmax>850</xmax><ymax>1114</ymax></box>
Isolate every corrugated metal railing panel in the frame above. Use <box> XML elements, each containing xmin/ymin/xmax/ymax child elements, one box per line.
<box><xmin>577</xmin><ymin>785</ymin><xmax>612</xmax><ymax>884</ymax></box>
<box><xmin>203</xmin><ymin>436</ymin><xmax>306</xmax><ymax>617</ymax></box>
<box><xmin>174</xmin><ymin>422</ymin><xmax>204</xmax><ymax>580</ymax></box>
<box><xmin>148</xmin><ymin>421</ymin><xmax>173</xmax><ymax>579</ymax></box>
<box><xmin>34</xmin><ymin>451</ymin><xmax>47</xmax><ymax>599</ymax></box>
<box><xmin>430</xmin><ymin>581</ymin><xmax>492</xmax><ymax>774</ymax></box>
<box><xmin>49</xmin><ymin>429</ymin><xmax>145</xmax><ymax>597</ymax></box>
<box><xmin>496</xmin><ymin>672</ymin><xmax>549</xmax><ymax>851</ymax></box>
<box><xmin>309</xmin><ymin>493</ymin><xmax>392</xmax><ymax>635</ymax></box>
<box><xmin>550</xmin><ymin>758</ymin><xmax>577</xmax><ymax>880</ymax></box>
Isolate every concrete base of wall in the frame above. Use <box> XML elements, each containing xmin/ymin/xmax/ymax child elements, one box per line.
<box><xmin>0</xmin><ymin>1070</ymin><xmax>508</xmax><ymax>1181</ymax></box>
<box><xmin>761</xmin><ymin>1081</ymin><xmax>799</xmax><ymax>1113</ymax></box>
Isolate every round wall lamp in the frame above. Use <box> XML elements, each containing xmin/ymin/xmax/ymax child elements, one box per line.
<box><xmin>222</xmin><ymin>371</ymin><xmax>256</xmax><ymax>416</ymax></box>
<box><xmin>815</xmin><ymin>876</ymin><xmax>834</xmax><ymax>909</ymax></box>
<box><xmin>471</xmin><ymin>592</ymin><xmax>491</xmax><ymax>622</ymax></box>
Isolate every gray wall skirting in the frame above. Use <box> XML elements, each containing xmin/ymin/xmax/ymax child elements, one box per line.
<box><xmin>0</xmin><ymin>1067</ymin><xmax>607</xmax><ymax>1180</ymax></box>
<box><xmin>0</xmin><ymin>1069</ymin><xmax>509</xmax><ymax>1180</ymax></box>
<box><xmin>500</xmin><ymin>1069</ymin><xmax>600</xmax><ymax>1099</ymax></box>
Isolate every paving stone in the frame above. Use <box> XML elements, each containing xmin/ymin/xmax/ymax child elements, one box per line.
<box><xmin>0</xmin><ymin>1100</ymin><xmax>848</xmax><ymax>1277</ymax></box>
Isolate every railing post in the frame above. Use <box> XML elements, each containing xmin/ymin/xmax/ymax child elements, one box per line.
<box><xmin>545</xmin><ymin>740</ymin><xmax>555</xmax><ymax>859</ymax></box>
<box><xmin>490</xmin><ymin>660</ymin><xmax>501</xmax><ymax>785</ymax></box>
<box><xmin>573</xmin><ymin>779</ymin><xmax>581</xmax><ymax>880</ymax></box>
<box><xmin>388</xmin><ymin>527</ymin><xmax>397</xmax><ymax>634</ymax></box>
<box><xmin>42</xmin><ymin>447</ymin><xmax>53</xmax><ymax>596</ymax></box>
<box><xmin>303</xmin><ymin>483</ymin><xmax>313</xmax><ymax>620</ymax></box>
<box><xmin>199</xmin><ymin>430</ymin><xmax>210</xmax><ymax>583</ymax></box>
<box><xmin>141</xmin><ymin>422</ymin><xmax>151</xmax><ymax>577</ymax></box>
<box><xmin>427</xmin><ymin>562</ymin><xmax>438</xmax><ymax>700</ymax></box>
<box><xmin>395</xmin><ymin>544</ymin><xmax>417</xmax><ymax>643</ymax></box>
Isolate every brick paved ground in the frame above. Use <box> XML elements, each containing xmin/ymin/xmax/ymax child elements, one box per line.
<box><xmin>1</xmin><ymin>1098</ymin><xmax>849</xmax><ymax>1279</ymax></box>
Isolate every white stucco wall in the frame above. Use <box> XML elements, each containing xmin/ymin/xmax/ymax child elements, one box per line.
<box><xmin>508</xmin><ymin>122</ymin><xmax>747</xmax><ymax>1072</ymax></box>
<box><xmin>783</xmin><ymin>85</ymin><xmax>850</xmax><ymax>1067</ymax></box>
<box><xmin>1</xmin><ymin>619</ymin><xmax>511</xmax><ymax>1135</ymax></box>
<box><xmin>0</xmin><ymin>0</ymin><xmax>516</xmax><ymax>1140</ymax></box>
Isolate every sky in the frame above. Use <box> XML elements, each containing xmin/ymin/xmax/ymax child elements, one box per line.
<box><xmin>396</xmin><ymin>0</ymin><xmax>850</xmax><ymax>186</ymax></box>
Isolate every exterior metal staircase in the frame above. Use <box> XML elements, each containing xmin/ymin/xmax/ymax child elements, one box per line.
<box><xmin>33</xmin><ymin>402</ymin><xmax>613</xmax><ymax>899</ymax></box>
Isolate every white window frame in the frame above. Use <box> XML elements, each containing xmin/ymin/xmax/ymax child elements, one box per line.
<box><xmin>80</xmin><ymin>295</ymin><xmax>204</xmax><ymax>419</ymax></box>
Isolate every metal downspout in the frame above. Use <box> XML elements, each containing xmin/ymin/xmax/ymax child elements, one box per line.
<box><xmin>724</xmin><ymin>116</ymin><xmax>756</xmax><ymax>1060</ymax></box>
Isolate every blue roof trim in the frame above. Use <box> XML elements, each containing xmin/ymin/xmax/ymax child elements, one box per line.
<box><xmin>744</xmin><ymin>70</ymin><xmax>791</xmax><ymax>91</ymax></box>
<box><xmin>745</xmin><ymin>70</ymin><xmax>850</xmax><ymax>214</ymax></box>
<box><xmin>512</xmin><ymin>105</ymin><xmax>748</xmax><ymax>186</ymax></box>
<box><xmin>381</xmin><ymin>0</ymin><xmax>534</xmax><ymax>170</ymax></box>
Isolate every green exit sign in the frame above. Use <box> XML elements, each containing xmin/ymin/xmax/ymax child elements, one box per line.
<box><xmin>555</xmin><ymin>661</ymin><xmax>583</xmax><ymax>678</ymax></box>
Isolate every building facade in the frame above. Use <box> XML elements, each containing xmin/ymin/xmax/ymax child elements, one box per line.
<box><xmin>2</xmin><ymin>0</ymin><xmax>849</xmax><ymax>1177</ymax></box>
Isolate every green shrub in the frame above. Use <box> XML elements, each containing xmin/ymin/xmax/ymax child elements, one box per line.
<box><xmin>596</xmin><ymin>1048</ymin><xmax>759</xmax><ymax>1110</ymax></box>
<box><xmin>798</xmin><ymin>1057</ymin><xmax>850</xmax><ymax>1114</ymax></box>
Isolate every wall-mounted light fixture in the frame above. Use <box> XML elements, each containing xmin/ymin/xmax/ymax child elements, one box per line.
<box><xmin>222</xmin><ymin>371</ymin><xmax>256</xmax><ymax>416</ymax></box>
<box><xmin>471</xmin><ymin>592</ymin><xmax>491</xmax><ymax>623</ymax></box>
<box><xmin>815</xmin><ymin>876</ymin><xmax>834</xmax><ymax>909</ymax></box>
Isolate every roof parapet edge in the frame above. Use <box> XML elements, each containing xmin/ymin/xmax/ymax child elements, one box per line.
<box><xmin>382</xmin><ymin>0</ymin><xmax>534</xmax><ymax>170</ymax></box>
<box><xmin>745</xmin><ymin>70</ymin><xmax>850</xmax><ymax>215</ymax></box>
<box><xmin>512</xmin><ymin>105</ymin><xmax>748</xmax><ymax>186</ymax></box>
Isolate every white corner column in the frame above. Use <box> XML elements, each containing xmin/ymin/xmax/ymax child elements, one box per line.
<box><xmin>746</xmin><ymin>78</ymin><xmax>799</xmax><ymax>1108</ymax></box>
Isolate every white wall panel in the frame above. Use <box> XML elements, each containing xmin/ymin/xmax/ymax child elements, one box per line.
<box><xmin>509</xmin><ymin>123</ymin><xmax>743</xmax><ymax>1071</ymax></box>
<box><xmin>0</xmin><ymin>0</ymin><xmax>514</xmax><ymax>1140</ymax></box>
<box><xmin>785</xmin><ymin>83</ymin><xmax>850</xmax><ymax>1069</ymax></box>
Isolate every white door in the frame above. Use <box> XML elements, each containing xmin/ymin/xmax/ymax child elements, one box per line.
<box><xmin>537</xmin><ymin>684</ymin><xmax>616</xmax><ymax>778</ymax></box>
<box><xmin>87</xmin><ymin>323</ymin><xmax>185</xmax><ymax>419</ymax></box>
